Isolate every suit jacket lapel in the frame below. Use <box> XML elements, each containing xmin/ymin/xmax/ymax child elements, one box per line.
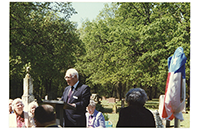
<box><xmin>69</xmin><ymin>82</ymin><xmax>82</xmax><ymax>103</ymax></box>
<box><xmin>64</xmin><ymin>87</ymin><xmax>70</xmax><ymax>102</ymax></box>
<box><xmin>71</xmin><ymin>82</ymin><xmax>82</xmax><ymax>97</ymax></box>
<box><xmin>75</xmin><ymin>82</ymin><xmax>82</xmax><ymax>91</ymax></box>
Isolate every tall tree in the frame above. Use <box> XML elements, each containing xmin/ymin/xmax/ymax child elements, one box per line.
<box><xmin>76</xmin><ymin>2</ymin><xmax>190</xmax><ymax>100</ymax></box>
<box><xmin>10</xmin><ymin>2</ymin><xmax>84</xmax><ymax>99</ymax></box>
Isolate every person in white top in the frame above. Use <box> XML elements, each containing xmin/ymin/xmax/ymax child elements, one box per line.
<box><xmin>86</xmin><ymin>99</ymin><xmax>105</xmax><ymax>128</ymax></box>
<box><xmin>9</xmin><ymin>98</ymin><xmax>34</xmax><ymax>128</ymax></box>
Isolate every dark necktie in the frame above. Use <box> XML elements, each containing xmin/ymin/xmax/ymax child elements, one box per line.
<box><xmin>67</xmin><ymin>86</ymin><xmax>74</xmax><ymax>103</ymax></box>
<box><xmin>90</xmin><ymin>115</ymin><xmax>93</xmax><ymax>119</ymax></box>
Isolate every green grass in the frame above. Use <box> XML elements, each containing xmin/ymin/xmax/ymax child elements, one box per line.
<box><xmin>107</xmin><ymin>113</ymin><xmax>119</xmax><ymax>128</ymax></box>
<box><xmin>167</xmin><ymin>112</ymin><xmax>190</xmax><ymax>128</ymax></box>
<box><xmin>100</xmin><ymin>99</ymin><xmax>190</xmax><ymax>128</ymax></box>
<box><xmin>144</xmin><ymin>98</ymin><xmax>159</xmax><ymax>110</ymax></box>
<box><xmin>107</xmin><ymin>112</ymin><xmax>190</xmax><ymax>128</ymax></box>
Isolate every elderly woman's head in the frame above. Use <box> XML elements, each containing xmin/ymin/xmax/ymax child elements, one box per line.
<box><xmin>29</xmin><ymin>101</ymin><xmax>38</xmax><ymax>116</ymax></box>
<box><xmin>125</xmin><ymin>88</ymin><xmax>148</xmax><ymax>106</ymax></box>
<box><xmin>87</xmin><ymin>99</ymin><xmax>96</xmax><ymax>115</ymax></box>
<box><xmin>9</xmin><ymin>99</ymin><xmax>13</xmax><ymax>113</ymax></box>
<box><xmin>12</xmin><ymin>98</ymin><xmax>24</xmax><ymax>115</ymax></box>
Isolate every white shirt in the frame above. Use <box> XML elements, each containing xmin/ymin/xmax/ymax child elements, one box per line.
<box><xmin>71</xmin><ymin>81</ymin><xmax>79</xmax><ymax>91</ymax></box>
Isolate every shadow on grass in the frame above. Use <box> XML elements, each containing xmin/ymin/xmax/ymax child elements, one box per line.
<box><xmin>104</xmin><ymin>108</ymin><xmax>113</xmax><ymax>113</ymax></box>
<box><xmin>103</xmin><ymin>107</ymin><xmax>122</xmax><ymax>113</ymax></box>
<box><xmin>168</xmin><ymin>125</ymin><xmax>183</xmax><ymax>128</ymax></box>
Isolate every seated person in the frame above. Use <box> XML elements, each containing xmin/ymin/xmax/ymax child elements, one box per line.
<box><xmin>9</xmin><ymin>98</ymin><xmax>34</xmax><ymax>128</ymax></box>
<box><xmin>28</xmin><ymin>101</ymin><xmax>38</xmax><ymax>127</ymax></box>
<box><xmin>86</xmin><ymin>100</ymin><xmax>105</xmax><ymax>128</ymax></box>
<box><xmin>9</xmin><ymin>99</ymin><xmax>14</xmax><ymax>114</ymax></box>
<box><xmin>34</xmin><ymin>104</ymin><xmax>58</xmax><ymax>127</ymax></box>
<box><xmin>116</xmin><ymin>88</ymin><xmax>156</xmax><ymax>127</ymax></box>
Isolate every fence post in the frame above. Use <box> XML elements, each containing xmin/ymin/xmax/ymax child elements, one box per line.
<box><xmin>174</xmin><ymin>118</ymin><xmax>180</xmax><ymax>128</ymax></box>
<box><xmin>166</xmin><ymin>120</ymin><xmax>170</xmax><ymax>127</ymax></box>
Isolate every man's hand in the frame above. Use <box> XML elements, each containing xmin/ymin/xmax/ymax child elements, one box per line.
<box><xmin>69</xmin><ymin>103</ymin><xmax>76</xmax><ymax>107</ymax></box>
<box><xmin>63</xmin><ymin>103</ymin><xmax>76</xmax><ymax>109</ymax></box>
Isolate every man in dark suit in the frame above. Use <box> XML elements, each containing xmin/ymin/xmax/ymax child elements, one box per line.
<box><xmin>60</xmin><ymin>68</ymin><xmax>91</xmax><ymax>127</ymax></box>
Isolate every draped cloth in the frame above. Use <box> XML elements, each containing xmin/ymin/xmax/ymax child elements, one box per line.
<box><xmin>161</xmin><ymin>47</ymin><xmax>187</xmax><ymax>121</ymax></box>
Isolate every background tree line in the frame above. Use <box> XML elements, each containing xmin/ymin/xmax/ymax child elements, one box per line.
<box><xmin>9</xmin><ymin>2</ymin><xmax>190</xmax><ymax>102</ymax></box>
<box><xmin>10</xmin><ymin>2</ymin><xmax>84</xmax><ymax>99</ymax></box>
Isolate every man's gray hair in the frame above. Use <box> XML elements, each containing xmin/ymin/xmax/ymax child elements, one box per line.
<box><xmin>89</xmin><ymin>99</ymin><xmax>96</xmax><ymax>107</ymax></box>
<box><xmin>66</xmin><ymin>68</ymin><xmax>79</xmax><ymax>79</ymax></box>
<box><xmin>125</xmin><ymin>88</ymin><xmax>148</xmax><ymax>106</ymax></box>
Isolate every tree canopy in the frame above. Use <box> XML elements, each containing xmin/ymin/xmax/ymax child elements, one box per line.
<box><xmin>9</xmin><ymin>2</ymin><xmax>190</xmax><ymax>101</ymax></box>
<box><xmin>76</xmin><ymin>2</ymin><xmax>190</xmax><ymax>100</ymax></box>
<box><xmin>10</xmin><ymin>2</ymin><xmax>84</xmax><ymax>99</ymax></box>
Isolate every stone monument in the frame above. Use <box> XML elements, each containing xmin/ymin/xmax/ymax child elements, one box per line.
<box><xmin>91</xmin><ymin>93</ymin><xmax>100</xmax><ymax>103</ymax></box>
<box><xmin>22</xmin><ymin>67</ymin><xmax>35</xmax><ymax>112</ymax></box>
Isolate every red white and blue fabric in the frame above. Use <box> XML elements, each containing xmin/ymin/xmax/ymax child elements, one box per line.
<box><xmin>161</xmin><ymin>47</ymin><xmax>187</xmax><ymax>121</ymax></box>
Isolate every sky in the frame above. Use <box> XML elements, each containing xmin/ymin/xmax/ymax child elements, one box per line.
<box><xmin>69</xmin><ymin>2</ymin><xmax>111</xmax><ymax>28</ymax></box>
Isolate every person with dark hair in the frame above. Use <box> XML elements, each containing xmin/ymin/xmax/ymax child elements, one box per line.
<box><xmin>116</xmin><ymin>88</ymin><xmax>156</xmax><ymax>127</ymax></box>
<box><xmin>34</xmin><ymin>104</ymin><xmax>58</xmax><ymax>127</ymax></box>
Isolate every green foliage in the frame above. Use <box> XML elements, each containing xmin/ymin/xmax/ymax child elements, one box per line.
<box><xmin>9</xmin><ymin>2</ymin><xmax>83</xmax><ymax>99</ymax></box>
<box><xmin>103</xmin><ymin>113</ymin><xmax>109</xmax><ymax>121</ymax></box>
<box><xmin>96</xmin><ymin>103</ymin><xmax>105</xmax><ymax>113</ymax></box>
<box><xmin>101</xmin><ymin>99</ymin><xmax>190</xmax><ymax>128</ymax></box>
<box><xmin>76</xmin><ymin>2</ymin><xmax>190</xmax><ymax>99</ymax></box>
<box><xmin>10</xmin><ymin>2</ymin><xmax>190</xmax><ymax>101</ymax></box>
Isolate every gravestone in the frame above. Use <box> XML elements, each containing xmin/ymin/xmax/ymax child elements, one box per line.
<box><xmin>21</xmin><ymin>67</ymin><xmax>35</xmax><ymax>112</ymax></box>
<box><xmin>102</xmin><ymin>96</ymin><xmax>106</xmax><ymax>100</ymax></box>
<box><xmin>108</xmin><ymin>97</ymin><xmax>116</xmax><ymax>103</ymax></box>
<box><xmin>91</xmin><ymin>93</ymin><xmax>99</xmax><ymax>103</ymax></box>
<box><xmin>158</xmin><ymin>95</ymin><xmax>165</xmax><ymax>117</ymax></box>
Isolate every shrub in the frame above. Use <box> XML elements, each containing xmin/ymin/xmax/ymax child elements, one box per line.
<box><xmin>96</xmin><ymin>103</ymin><xmax>104</xmax><ymax>113</ymax></box>
<box><xmin>103</xmin><ymin>113</ymin><xmax>109</xmax><ymax>121</ymax></box>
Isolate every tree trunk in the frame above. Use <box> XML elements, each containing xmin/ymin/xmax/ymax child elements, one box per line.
<box><xmin>40</xmin><ymin>87</ymin><xmax>43</xmax><ymax>99</ymax></box>
<box><xmin>117</xmin><ymin>82</ymin><xmax>122</xmax><ymax>100</ymax></box>
<box><xmin>111</xmin><ymin>84</ymin><xmax>115</xmax><ymax>97</ymax></box>
<box><xmin>94</xmin><ymin>85</ymin><xmax>97</xmax><ymax>93</ymax></box>
<box><xmin>122</xmin><ymin>83</ymin><xmax>126</xmax><ymax>99</ymax></box>
<box><xmin>154</xmin><ymin>86</ymin><xmax>157</xmax><ymax>98</ymax></box>
<box><xmin>186</xmin><ymin>79</ymin><xmax>190</xmax><ymax>108</ymax></box>
<box><xmin>149</xmin><ymin>86</ymin><xmax>152</xmax><ymax>100</ymax></box>
<box><xmin>45</xmin><ymin>79</ymin><xmax>49</xmax><ymax>95</ymax></box>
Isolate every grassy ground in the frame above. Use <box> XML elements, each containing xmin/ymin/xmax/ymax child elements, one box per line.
<box><xmin>100</xmin><ymin>99</ymin><xmax>190</xmax><ymax>128</ymax></box>
<box><xmin>168</xmin><ymin>111</ymin><xmax>190</xmax><ymax>128</ymax></box>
